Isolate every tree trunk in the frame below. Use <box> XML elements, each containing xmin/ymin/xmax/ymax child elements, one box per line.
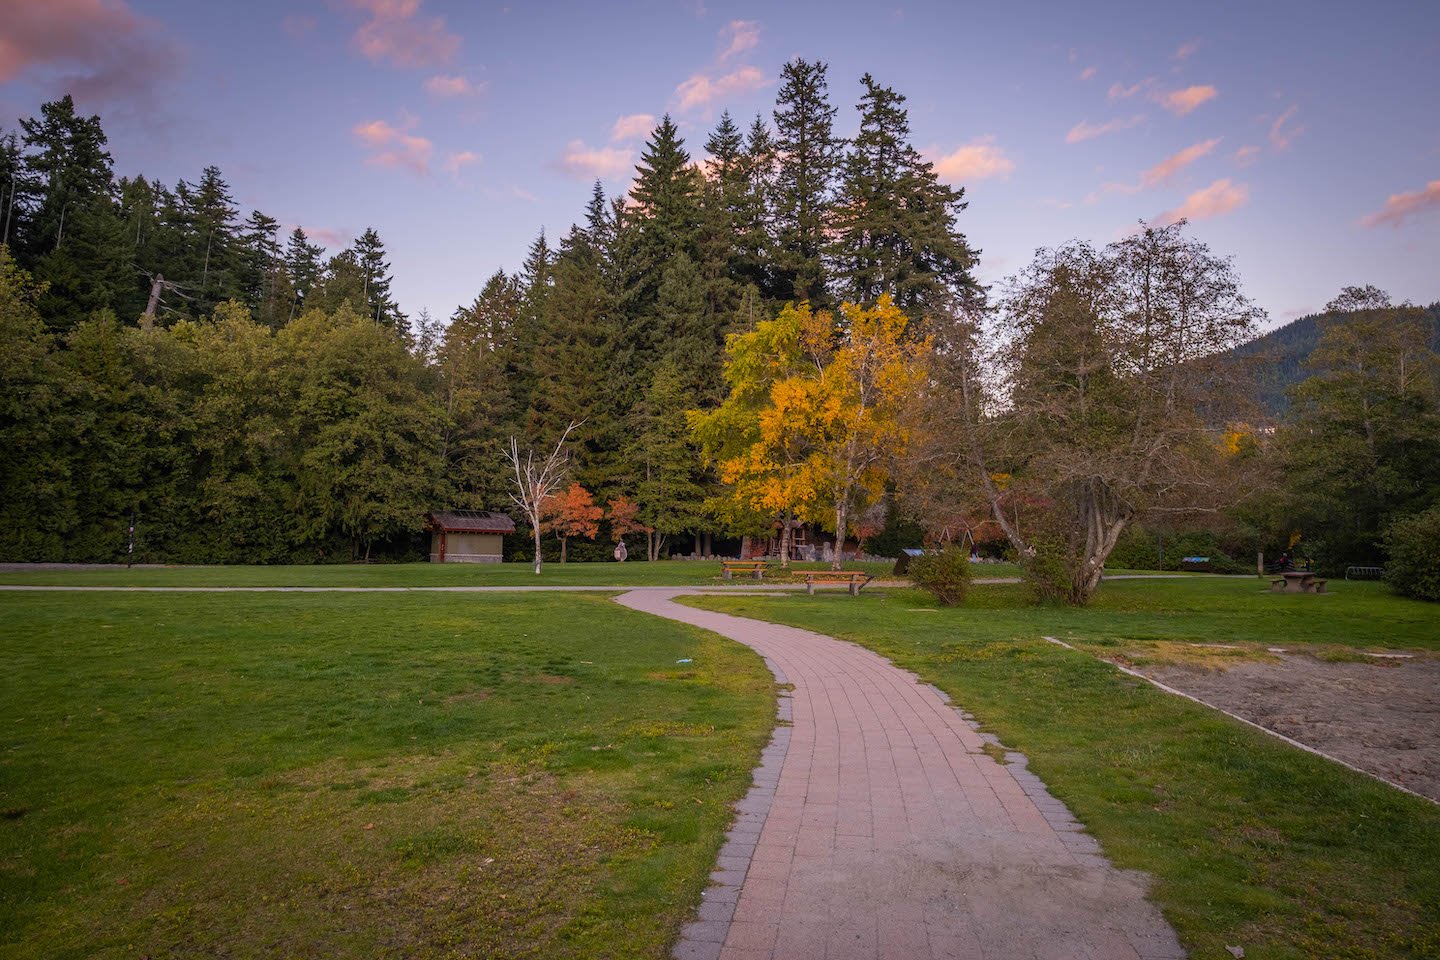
<box><xmin>532</xmin><ymin>524</ymin><xmax>543</xmax><ymax>575</ymax></box>
<box><xmin>740</xmin><ymin>534</ymin><xmax>750</xmax><ymax>560</ymax></box>
<box><xmin>561</xmin><ymin>536</ymin><xmax>568</xmax><ymax>563</ymax></box>
<box><xmin>1256</xmin><ymin>549</ymin><xmax>1265</xmax><ymax>578</ymax></box>
<box><xmin>778</xmin><ymin>513</ymin><xmax>792</xmax><ymax>568</ymax></box>
<box><xmin>832</xmin><ymin>500</ymin><xmax>849</xmax><ymax>570</ymax></box>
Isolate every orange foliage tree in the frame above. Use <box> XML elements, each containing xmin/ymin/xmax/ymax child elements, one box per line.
<box><xmin>541</xmin><ymin>482</ymin><xmax>603</xmax><ymax>562</ymax></box>
<box><xmin>607</xmin><ymin>496</ymin><xmax>651</xmax><ymax>544</ymax></box>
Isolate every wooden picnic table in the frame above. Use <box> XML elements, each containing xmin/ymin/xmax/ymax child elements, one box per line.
<box><xmin>722</xmin><ymin>559</ymin><xmax>768</xmax><ymax>581</ymax></box>
<box><xmin>801</xmin><ymin>570</ymin><xmax>874</xmax><ymax>596</ymax></box>
<box><xmin>1270</xmin><ymin>571</ymin><xmax>1329</xmax><ymax>594</ymax></box>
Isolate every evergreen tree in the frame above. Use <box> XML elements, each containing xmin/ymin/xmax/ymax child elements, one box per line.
<box><xmin>620</xmin><ymin>116</ymin><xmax>703</xmax><ymax>329</ymax></box>
<box><xmin>352</xmin><ymin>227</ymin><xmax>407</xmax><ymax>335</ymax></box>
<box><xmin>629</xmin><ymin>358</ymin><xmax>708</xmax><ymax>560</ymax></box>
<box><xmin>239</xmin><ymin>210</ymin><xmax>285</xmax><ymax>327</ymax></box>
<box><xmin>833</xmin><ymin>74</ymin><xmax>978</xmax><ymax>320</ymax></box>
<box><xmin>772</xmin><ymin>59</ymin><xmax>841</xmax><ymax>306</ymax></box>
<box><xmin>184</xmin><ymin>166</ymin><xmax>242</xmax><ymax>310</ymax></box>
<box><xmin>16</xmin><ymin>96</ymin><xmax>114</xmax><ymax>260</ymax></box>
<box><xmin>284</xmin><ymin>227</ymin><xmax>323</xmax><ymax>320</ymax></box>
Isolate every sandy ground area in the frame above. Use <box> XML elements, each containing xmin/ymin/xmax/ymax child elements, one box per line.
<box><xmin>1146</xmin><ymin>654</ymin><xmax>1440</xmax><ymax>803</ymax></box>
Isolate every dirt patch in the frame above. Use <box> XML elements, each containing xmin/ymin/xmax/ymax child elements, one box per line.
<box><xmin>1144</xmin><ymin>654</ymin><xmax>1440</xmax><ymax>802</ymax></box>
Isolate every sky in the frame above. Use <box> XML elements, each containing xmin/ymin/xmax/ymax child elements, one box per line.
<box><xmin>2</xmin><ymin>0</ymin><xmax>1438</xmax><ymax>330</ymax></box>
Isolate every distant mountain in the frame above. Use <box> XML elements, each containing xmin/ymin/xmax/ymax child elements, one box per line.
<box><xmin>1229</xmin><ymin>302</ymin><xmax>1440</xmax><ymax>417</ymax></box>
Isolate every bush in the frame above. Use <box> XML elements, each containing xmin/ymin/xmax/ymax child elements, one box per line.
<box><xmin>1383</xmin><ymin>506</ymin><xmax>1440</xmax><ymax>602</ymax></box>
<box><xmin>909</xmin><ymin>546</ymin><xmax>972</xmax><ymax>606</ymax></box>
<box><xmin>1022</xmin><ymin>542</ymin><xmax>1073</xmax><ymax>605</ymax></box>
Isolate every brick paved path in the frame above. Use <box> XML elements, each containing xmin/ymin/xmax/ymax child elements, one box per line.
<box><xmin>616</xmin><ymin>589</ymin><xmax>1186</xmax><ymax>960</ymax></box>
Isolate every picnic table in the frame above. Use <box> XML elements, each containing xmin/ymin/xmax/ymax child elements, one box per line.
<box><xmin>721</xmin><ymin>559</ymin><xmax>768</xmax><ymax>581</ymax></box>
<box><xmin>801</xmin><ymin>570</ymin><xmax>874</xmax><ymax>596</ymax></box>
<box><xmin>1270</xmin><ymin>571</ymin><xmax>1329</xmax><ymax>594</ymax></box>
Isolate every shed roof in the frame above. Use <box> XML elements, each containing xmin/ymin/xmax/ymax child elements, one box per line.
<box><xmin>427</xmin><ymin>510</ymin><xmax>517</xmax><ymax>534</ymax></box>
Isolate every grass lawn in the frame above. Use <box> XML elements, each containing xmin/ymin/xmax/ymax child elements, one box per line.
<box><xmin>0</xmin><ymin>591</ymin><xmax>774</xmax><ymax>959</ymax></box>
<box><xmin>685</xmin><ymin>578</ymin><xmax>1440</xmax><ymax>960</ymax></box>
<box><xmin>0</xmin><ymin>559</ymin><xmax>903</xmax><ymax>588</ymax></box>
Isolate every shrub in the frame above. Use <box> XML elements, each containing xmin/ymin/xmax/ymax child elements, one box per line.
<box><xmin>1383</xmin><ymin>506</ymin><xmax>1440</xmax><ymax>602</ymax></box>
<box><xmin>1022</xmin><ymin>543</ymin><xmax>1073</xmax><ymax>605</ymax></box>
<box><xmin>909</xmin><ymin>546</ymin><xmax>972</xmax><ymax>606</ymax></box>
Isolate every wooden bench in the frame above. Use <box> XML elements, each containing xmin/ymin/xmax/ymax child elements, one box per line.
<box><xmin>801</xmin><ymin>571</ymin><xmax>874</xmax><ymax>596</ymax></box>
<box><xmin>722</xmin><ymin>560</ymin><xmax>768</xmax><ymax>581</ymax></box>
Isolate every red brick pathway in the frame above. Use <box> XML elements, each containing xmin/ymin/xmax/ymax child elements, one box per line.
<box><xmin>616</xmin><ymin>589</ymin><xmax>1186</xmax><ymax>960</ymax></box>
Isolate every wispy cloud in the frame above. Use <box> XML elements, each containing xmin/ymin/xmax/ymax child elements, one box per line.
<box><xmin>443</xmin><ymin>150</ymin><xmax>480</xmax><ymax>177</ymax></box>
<box><xmin>1078</xmin><ymin>66</ymin><xmax>1097</xmax><ymax>81</ymax></box>
<box><xmin>1173</xmin><ymin>40</ymin><xmax>1200</xmax><ymax>62</ymax></box>
<box><xmin>1065</xmin><ymin>114</ymin><xmax>1145</xmax><ymax>144</ymax></box>
<box><xmin>1154</xmin><ymin>178</ymin><xmax>1248</xmax><ymax>226</ymax></box>
<box><xmin>610</xmin><ymin>113</ymin><xmax>657</xmax><ymax>142</ymax></box>
<box><xmin>424</xmin><ymin>73</ymin><xmax>481</xmax><ymax>96</ymax></box>
<box><xmin>1156</xmin><ymin>84</ymin><xmax>1217</xmax><ymax>115</ymax></box>
<box><xmin>344</xmin><ymin>0</ymin><xmax>459</xmax><ymax>69</ymax></box>
<box><xmin>0</xmin><ymin>0</ymin><xmax>179</xmax><ymax>111</ymax></box>
<box><xmin>674</xmin><ymin>64</ymin><xmax>766</xmax><ymax>112</ymax></box>
<box><xmin>353</xmin><ymin>117</ymin><xmax>434</xmax><ymax>174</ymax></box>
<box><xmin>1361</xmin><ymin>179</ymin><xmax>1440</xmax><ymax>228</ymax></box>
<box><xmin>1269</xmin><ymin>104</ymin><xmax>1303</xmax><ymax>150</ymax></box>
<box><xmin>1233</xmin><ymin>144</ymin><xmax>1261</xmax><ymax>167</ymax></box>
<box><xmin>1142</xmin><ymin>138</ymin><xmax>1221</xmax><ymax>187</ymax></box>
<box><xmin>1087</xmin><ymin>138</ymin><xmax>1222</xmax><ymax>203</ymax></box>
<box><xmin>719</xmin><ymin>20</ymin><xmax>760</xmax><ymax>61</ymax></box>
<box><xmin>1109</xmin><ymin>79</ymin><xmax>1149</xmax><ymax>100</ymax></box>
<box><xmin>931</xmin><ymin>136</ymin><xmax>1015</xmax><ymax>182</ymax></box>
<box><xmin>555</xmin><ymin>140</ymin><xmax>634</xmax><ymax>180</ymax></box>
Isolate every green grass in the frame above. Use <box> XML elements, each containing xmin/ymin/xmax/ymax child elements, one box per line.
<box><xmin>0</xmin><ymin>591</ymin><xmax>774</xmax><ymax>959</ymax></box>
<box><xmin>0</xmin><ymin>559</ymin><xmax>902</xmax><ymax>587</ymax></box>
<box><xmin>685</xmin><ymin>578</ymin><xmax>1440</xmax><ymax>959</ymax></box>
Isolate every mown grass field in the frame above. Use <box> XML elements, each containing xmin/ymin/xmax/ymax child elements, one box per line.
<box><xmin>686</xmin><ymin>577</ymin><xmax>1440</xmax><ymax>959</ymax></box>
<box><xmin>0</xmin><ymin>591</ymin><xmax>774</xmax><ymax>960</ymax></box>
<box><xmin>0</xmin><ymin>558</ymin><xmax>905</xmax><ymax>588</ymax></box>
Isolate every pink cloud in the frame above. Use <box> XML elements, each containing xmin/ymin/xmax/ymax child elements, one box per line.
<box><xmin>1156</xmin><ymin>84</ymin><xmax>1217</xmax><ymax>115</ymax></box>
<box><xmin>719</xmin><ymin>20</ymin><xmax>760</xmax><ymax>61</ymax></box>
<box><xmin>1141</xmin><ymin>137</ymin><xmax>1221</xmax><ymax>187</ymax></box>
<box><xmin>345</xmin><ymin>0</ymin><xmax>459</xmax><ymax>69</ymax></box>
<box><xmin>674</xmin><ymin>65</ymin><xmax>767</xmax><ymax>112</ymax></box>
<box><xmin>1154</xmin><ymin>178</ymin><xmax>1249</xmax><ymax>226</ymax></box>
<box><xmin>610</xmin><ymin>113</ymin><xmax>657</xmax><ymax>142</ymax></box>
<box><xmin>301</xmin><ymin>226</ymin><xmax>350</xmax><ymax>250</ymax></box>
<box><xmin>1078</xmin><ymin>66</ymin><xmax>1097</xmax><ymax>81</ymax></box>
<box><xmin>443</xmin><ymin>150</ymin><xmax>480</xmax><ymax>177</ymax></box>
<box><xmin>1108</xmin><ymin>79</ymin><xmax>1149</xmax><ymax>100</ymax></box>
<box><xmin>555</xmin><ymin>140</ymin><xmax>634</xmax><ymax>180</ymax></box>
<box><xmin>1233</xmin><ymin>144</ymin><xmax>1261</xmax><ymax>167</ymax></box>
<box><xmin>1361</xmin><ymin>179</ymin><xmax>1440</xmax><ymax>228</ymax></box>
<box><xmin>931</xmin><ymin>136</ymin><xmax>1015</xmax><ymax>183</ymax></box>
<box><xmin>1173</xmin><ymin>40</ymin><xmax>1199</xmax><ymax>62</ymax></box>
<box><xmin>1065</xmin><ymin>114</ymin><xmax>1145</xmax><ymax>144</ymax></box>
<box><xmin>1269</xmin><ymin>104</ymin><xmax>1303</xmax><ymax>150</ymax></box>
<box><xmin>0</xmin><ymin>0</ymin><xmax>177</xmax><ymax>109</ymax></box>
<box><xmin>424</xmin><ymin>73</ymin><xmax>480</xmax><ymax>97</ymax></box>
<box><xmin>353</xmin><ymin>118</ymin><xmax>433</xmax><ymax>174</ymax></box>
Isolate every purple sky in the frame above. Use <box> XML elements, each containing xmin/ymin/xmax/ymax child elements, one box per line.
<box><xmin>3</xmin><ymin>0</ymin><xmax>1438</xmax><ymax>328</ymax></box>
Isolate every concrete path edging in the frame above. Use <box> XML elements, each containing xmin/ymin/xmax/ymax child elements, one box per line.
<box><xmin>617</xmin><ymin>589</ymin><xmax>1186</xmax><ymax>960</ymax></box>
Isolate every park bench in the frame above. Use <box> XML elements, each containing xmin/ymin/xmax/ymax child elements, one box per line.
<box><xmin>801</xmin><ymin>570</ymin><xmax>874</xmax><ymax>596</ymax></box>
<box><xmin>721</xmin><ymin>560</ymin><xmax>768</xmax><ymax>581</ymax></box>
<box><xmin>1345</xmin><ymin>565</ymin><xmax>1385</xmax><ymax>581</ymax></box>
<box><xmin>1270</xmin><ymin>571</ymin><xmax>1329</xmax><ymax>594</ymax></box>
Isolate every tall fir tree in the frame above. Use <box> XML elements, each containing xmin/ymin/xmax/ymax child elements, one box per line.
<box><xmin>284</xmin><ymin>227</ymin><xmax>324</xmax><ymax>320</ymax></box>
<box><xmin>352</xmin><ymin>227</ymin><xmax>407</xmax><ymax>335</ymax></box>
<box><xmin>772</xmin><ymin>59</ymin><xmax>841</xmax><ymax>306</ymax></box>
<box><xmin>832</xmin><ymin>74</ymin><xmax>978</xmax><ymax>321</ymax></box>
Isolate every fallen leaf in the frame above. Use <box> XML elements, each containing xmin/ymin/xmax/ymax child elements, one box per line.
<box><xmin>363</xmin><ymin>822</ymin><xmax>376</xmax><ymax>831</ymax></box>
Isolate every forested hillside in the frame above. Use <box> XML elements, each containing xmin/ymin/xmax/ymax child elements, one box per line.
<box><xmin>1233</xmin><ymin>302</ymin><xmax>1440</xmax><ymax>416</ymax></box>
<box><xmin>0</xmin><ymin>64</ymin><xmax>980</xmax><ymax>563</ymax></box>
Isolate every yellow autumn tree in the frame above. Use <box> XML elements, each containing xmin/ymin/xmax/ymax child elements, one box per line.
<box><xmin>693</xmin><ymin>295</ymin><xmax>930</xmax><ymax>568</ymax></box>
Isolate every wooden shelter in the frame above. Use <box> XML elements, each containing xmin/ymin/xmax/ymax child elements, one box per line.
<box><xmin>426</xmin><ymin>510</ymin><xmax>515</xmax><ymax>563</ymax></box>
